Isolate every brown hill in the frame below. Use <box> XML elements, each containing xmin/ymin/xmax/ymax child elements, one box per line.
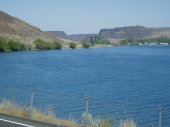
<box><xmin>0</xmin><ymin>10</ymin><xmax>62</xmax><ymax>44</ymax></box>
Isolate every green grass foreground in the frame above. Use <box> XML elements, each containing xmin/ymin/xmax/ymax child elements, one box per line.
<box><xmin>0</xmin><ymin>99</ymin><xmax>137</xmax><ymax>127</ymax></box>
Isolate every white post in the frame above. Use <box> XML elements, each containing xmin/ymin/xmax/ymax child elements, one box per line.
<box><xmin>85</xmin><ymin>97</ymin><xmax>89</xmax><ymax>127</ymax></box>
<box><xmin>158</xmin><ymin>106</ymin><xmax>162</xmax><ymax>127</ymax></box>
<box><xmin>30</xmin><ymin>88</ymin><xmax>34</xmax><ymax>119</ymax></box>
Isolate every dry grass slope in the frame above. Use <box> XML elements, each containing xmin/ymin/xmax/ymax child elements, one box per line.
<box><xmin>0</xmin><ymin>10</ymin><xmax>64</xmax><ymax>45</ymax></box>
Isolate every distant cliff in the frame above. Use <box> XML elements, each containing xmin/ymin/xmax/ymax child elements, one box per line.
<box><xmin>67</xmin><ymin>34</ymin><xmax>97</xmax><ymax>41</ymax></box>
<box><xmin>99</xmin><ymin>26</ymin><xmax>170</xmax><ymax>39</ymax></box>
<box><xmin>49</xmin><ymin>26</ymin><xmax>170</xmax><ymax>41</ymax></box>
<box><xmin>47</xmin><ymin>31</ymin><xmax>97</xmax><ymax>41</ymax></box>
<box><xmin>47</xmin><ymin>31</ymin><xmax>67</xmax><ymax>38</ymax></box>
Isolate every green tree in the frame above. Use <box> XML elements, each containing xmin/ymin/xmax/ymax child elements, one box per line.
<box><xmin>53</xmin><ymin>41</ymin><xmax>62</xmax><ymax>49</ymax></box>
<box><xmin>89</xmin><ymin>36</ymin><xmax>95</xmax><ymax>45</ymax></box>
<box><xmin>0</xmin><ymin>37</ymin><xmax>9</xmax><ymax>51</ymax></box>
<box><xmin>20</xmin><ymin>43</ymin><xmax>27</xmax><ymax>50</ymax></box>
<box><xmin>88</xmin><ymin>36</ymin><xmax>110</xmax><ymax>45</ymax></box>
<box><xmin>33</xmin><ymin>39</ymin><xmax>62</xmax><ymax>50</ymax></box>
<box><xmin>97</xmin><ymin>37</ymin><xmax>110</xmax><ymax>45</ymax></box>
<box><xmin>8</xmin><ymin>40</ymin><xmax>24</xmax><ymax>51</ymax></box>
<box><xmin>33</xmin><ymin>39</ymin><xmax>48</xmax><ymax>50</ymax></box>
<box><xmin>69</xmin><ymin>42</ymin><xmax>77</xmax><ymax>49</ymax></box>
<box><xmin>82</xmin><ymin>43</ymin><xmax>90</xmax><ymax>48</ymax></box>
<box><xmin>45</xmin><ymin>42</ymin><xmax>55</xmax><ymax>50</ymax></box>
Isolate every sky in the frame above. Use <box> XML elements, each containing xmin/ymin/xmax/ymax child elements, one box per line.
<box><xmin>0</xmin><ymin>0</ymin><xmax>170</xmax><ymax>34</ymax></box>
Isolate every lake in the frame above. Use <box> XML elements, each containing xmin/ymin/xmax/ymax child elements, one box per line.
<box><xmin>0</xmin><ymin>46</ymin><xmax>170</xmax><ymax>127</ymax></box>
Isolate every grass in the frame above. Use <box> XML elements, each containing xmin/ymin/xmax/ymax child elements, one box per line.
<box><xmin>0</xmin><ymin>99</ymin><xmax>137</xmax><ymax>127</ymax></box>
<box><xmin>0</xmin><ymin>99</ymin><xmax>29</xmax><ymax>117</ymax></box>
<box><xmin>0</xmin><ymin>99</ymin><xmax>79</xmax><ymax>127</ymax></box>
<box><xmin>122</xmin><ymin>119</ymin><xmax>136</xmax><ymax>127</ymax></box>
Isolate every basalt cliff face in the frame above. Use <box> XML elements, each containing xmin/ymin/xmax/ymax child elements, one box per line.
<box><xmin>49</xmin><ymin>26</ymin><xmax>170</xmax><ymax>41</ymax></box>
<box><xmin>99</xmin><ymin>26</ymin><xmax>170</xmax><ymax>39</ymax></box>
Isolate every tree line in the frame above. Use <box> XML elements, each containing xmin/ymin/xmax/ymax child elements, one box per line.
<box><xmin>120</xmin><ymin>37</ymin><xmax>170</xmax><ymax>45</ymax></box>
<box><xmin>82</xmin><ymin>36</ymin><xmax>111</xmax><ymax>46</ymax></box>
<box><xmin>0</xmin><ymin>37</ymin><xmax>30</xmax><ymax>52</ymax></box>
<box><xmin>0</xmin><ymin>37</ymin><xmax>63</xmax><ymax>52</ymax></box>
<box><xmin>33</xmin><ymin>38</ymin><xmax>62</xmax><ymax>50</ymax></box>
<box><xmin>0</xmin><ymin>37</ymin><xmax>91</xmax><ymax>52</ymax></box>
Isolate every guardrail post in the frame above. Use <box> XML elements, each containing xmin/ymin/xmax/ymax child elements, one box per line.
<box><xmin>158</xmin><ymin>106</ymin><xmax>162</xmax><ymax>127</ymax></box>
<box><xmin>85</xmin><ymin>97</ymin><xmax>89</xmax><ymax>127</ymax></box>
<box><xmin>30</xmin><ymin>88</ymin><xmax>34</xmax><ymax>119</ymax></box>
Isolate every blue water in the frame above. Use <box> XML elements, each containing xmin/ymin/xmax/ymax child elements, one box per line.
<box><xmin>0</xmin><ymin>46</ymin><xmax>170</xmax><ymax>127</ymax></box>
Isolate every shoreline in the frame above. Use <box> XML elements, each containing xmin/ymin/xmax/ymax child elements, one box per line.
<box><xmin>0</xmin><ymin>44</ymin><xmax>170</xmax><ymax>53</ymax></box>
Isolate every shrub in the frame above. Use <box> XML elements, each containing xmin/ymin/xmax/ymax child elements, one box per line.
<box><xmin>69</xmin><ymin>42</ymin><xmax>77</xmax><ymax>49</ymax></box>
<box><xmin>82</xmin><ymin>43</ymin><xmax>90</xmax><ymax>48</ymax></box>
<box><xmin>91</xmin><ymin>36</ymin><xmax>110</xmax><ymax>45</ymax></box>
<box><xmin>0</xmin><ymin>37</ymin><xmax>28</xmax><ymax>52</ymax></box>
<box><xmin>8</xmin><ymin>40</ymin><xmax>26</xmax><ymax>51</ymax></box>
<box><xmin>0</xmin><ymin>37</ymin><xmax>9</xmax><ymax>51</ymax></box>
<box><xmin>53</xmin><ymin>41</ymin><xmax>62</xmax><ymax>49</ymax></box>
<box><xmin>45</xmin><ymin>42</ymin><xmax>55</xmax><ymax>50</ymax></box>
<box><xmin>33</xmin><ymin>39</ymin><xmax>48</xmax><ymax>50</ymax></box>
<box><xmin>33</xmin><ymin>39</ymin><xmax>62</xmax><ymax>50</ymax></box>
<box><xmin>20</xmin><ymin>43</ymin><xmax>27</xmax><ymax>51</ymax></box>
<box><xmin>25</xmin><ymin>44</ymin><xmax>33</xmax><ymax>50</ymax></box>
<box><xmin>97</xmin><ymin>37</ymin><xmax>110</xmax><ymax>45</ymax></box>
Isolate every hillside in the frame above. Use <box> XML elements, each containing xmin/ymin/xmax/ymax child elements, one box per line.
<box><xmin>99</xmin><ymin>26</ymin><xmax>170</xmax><ymax>39</ymax></box>
<box><xmin>0</xmin><ymin>10</ymin><xmax>62</xmax><ymax>44</ymax></box>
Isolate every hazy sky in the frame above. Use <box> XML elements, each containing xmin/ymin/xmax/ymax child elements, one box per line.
<box><xmin>0</xmin><ymin>0</ymin><xmax>170</xmax><ymax>34</ymax></box>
